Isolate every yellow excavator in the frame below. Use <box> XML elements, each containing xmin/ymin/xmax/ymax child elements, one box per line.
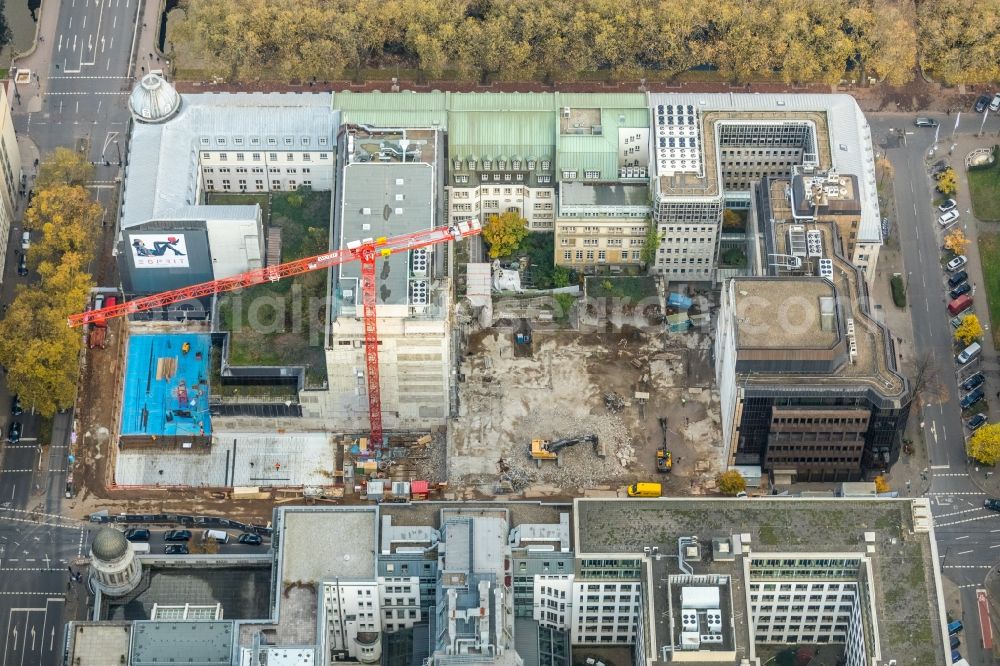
<box><xmin>530</xmin><ymin>434</ymin><xmax>599</xmax><ymax>467</ymax></box>
<box><xmin>657</xmin><ymin>417</ymin><xmax>672</xmax><ymax>472</ymax></box>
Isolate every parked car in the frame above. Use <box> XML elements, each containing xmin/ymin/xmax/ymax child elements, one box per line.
<box><xmin>124</xmin><ymin>528</ymin><xmax>150</xmax><ymax>542</ymax></box>
<box><xmin>960</xmin><ymin>388</ymin><xmax>984</xmax><ymax>409</ymax></box>
<box><xmin>967</xmin><ymin>413</ymin><xmax>987</xmax><ymax>431</ymax></box>
<box><xmin>984</xmin><ymin>498</ymin><xmax>1000</xmax><ymax>512</ymax></box>
<box><xmin>164</xmin><ymin>544</ymin><xmax>189</xmax><ymax>555</ymax></box>
<box><xmin>931</xmin><ymin>160</ymin><xmax>950</xmax><ymax>177</ymax></box>
<box><xmin>7</xmin><ymin>421</ymin><xmax>21</xmax><ymax>443</ymax></box>
<box><xmin>164</xmin><ymin>530</ymin><xmax>192</xmax><ymax>542</ymax></box>
<box><xmin>915</xmin><ymin>117</ymin><xmax>939</xmax><ymax>127</ymax></box>
<box><xmin>991</xmin><ymin>93</ymin><xmax>1000</xmax><ymax>113</ymax></box>
<box><xmin>948</xmin><ymin>271</ymin><xmax>969</xmax><ymax>288</ymax></box>
<box><xmin>947</xmin><ymin>255</ymin><xmax>968</xmax><ymax>272</ymax></box>
<box><xmin>961</xmin><ymin>372</ymin><xmax>985</xmax><ymax>392</ymax></box>
<box><xmin>17</xmin><ymin>254</ymin><xmax>27</xmax><ymax>276</ymax></box>
<box><xmin>238</xmin><ymin>534</ymin><xmax>263</xmax><ymax>546</ymax></box>
<box><xmin>950</xmin><ymin>283</ymin><xmax>972</xmax><ymax>299</ymax></box>
<box><xmin>951</xmin><ymin>649</ymin><xmax>961</xmax><ymax>663</ymax></box>
<box><xmin>938</xmin><ymin>198</ymin><xmax>957</xmax><ymax>213</ymax></box>
<box><xmin>950</xmin><ymin>634</ymin><xmax>961</xmax><ymax>649</ymax></box>
<box><xmin>10</xmin><ymin>394</ymin><xmax>22</xmax><ymax>416</ymax></box>
<box><xmin>20</xmin><ymin>231</ymin><xmax>30</xmax><ymax>251</ymax></box>
<box><xmin>938</xmin><ymin>209</ymin><xmax>960</xmax><ymax>227</ymax></box>
<box><xmin>975</xmin><ymin>95</ymin><xmax>991</xmax><ymax>113</ymax></box>
<box><xmin>948</xmin><ymin>619</ymin><xmax>964</xmax><ymax>634</ymax></box>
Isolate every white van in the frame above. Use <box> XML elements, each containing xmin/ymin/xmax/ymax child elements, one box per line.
<box><xmin>957</xmin><ymin>342</ymin><xmax>981</xmax><ymax>365</ymax></box>
<box><xmin>202</xmin><ymin>529</ymin><xmax>229</xmax><ymax>544</ymax></box>
<box><xmin>131</xmin><ymin>543</ymin><xmax>150</xmax><ymax>554</ymax></box>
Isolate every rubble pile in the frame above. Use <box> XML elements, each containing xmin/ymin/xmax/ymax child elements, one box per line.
<box><xmin>499</xmin><ymin>410</ymin><xmax>636</xmax><ymax>490</ymax></box>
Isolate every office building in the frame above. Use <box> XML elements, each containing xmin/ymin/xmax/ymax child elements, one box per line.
<box><xmin>714</xmin><ymin>175</ymin><xmax>910</xmax><ymax>482</ymax></box>
<box><xmin>0</xmin><ymin>85</ymin><xmax>21</xmax><ymax>282</ymax></box>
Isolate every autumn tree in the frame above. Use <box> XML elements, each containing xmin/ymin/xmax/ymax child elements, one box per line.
<box><xmin>0</xmin><ymin>152</ymin><xmax>102</xmax><ymax>416</ymax></box>
<box><xmin>936</xmin><ymin>168</ymin><xmax>957</xmax><ymax>197</ymax></box>
<box><xmin>847</xmin><ymin>0</ymin><xmax>917</xmax><ymax>86</ymax></box>
<box><xmin>917</xmin><ymin>1</ymin><xmax>1000</xmax><ymax>85</ymax></box>
<box><xmin>716</xmin><ymin>470</ymin><xmax>747</xmax><ymax>496</ymax></box>
<box><xmin>968</xmin><ymin>423</ymin><xmax>1000</xmax><ymax>466</ymax></box>
<box><xmin>35</xmin><ymin>147</ymin><xmax>94</xmax><ymax>189</ymax></box>
<box><xmin>875</xmin><ymin>156</ymin><xmax>894</xmax><ymax>187</ymax></box>
<box><xmin>873</xmin><ymin>475</ymin><xmax>890</xmax><ymax>493</ymax></box>
<box><xmin>722</xmin><ymin>209</ymin><xmax>744</xmax><ymax>230</ymax></box>
<box><xmin>954</xmin><ymin>314</ymin><xmax>983</xmax><ymax>346</ymax></box>
<box><xmin>944</xmin><ymin>228</ymin><xmax>969</xmax><ymax>255</ymax></box>
<box><xmin>482</xmin><ymin>211</ymin><xmax>528</xmax><ymax>259</ymax></box>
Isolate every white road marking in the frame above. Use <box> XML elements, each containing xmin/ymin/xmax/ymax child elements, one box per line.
<box><xmin>957</xmin><ymin>550</ymin><xmax>974</xmax><ymax>555</ymax></box>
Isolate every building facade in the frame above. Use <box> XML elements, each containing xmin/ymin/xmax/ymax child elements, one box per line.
<box><xmin>0</xmin><ymin>85</ymin><xmax>21</xmax><ymax>282</ymax></box>
<box><xmin>715</xmin><ymin>197</ymin><xmax>910</xmax><ymax>481</ymax></box>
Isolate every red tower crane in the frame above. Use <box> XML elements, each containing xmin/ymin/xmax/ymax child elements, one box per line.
<box><xmin>69</xmin><ymin>221</ymin><xmax>483</xmax><ymax>449</ymax></box>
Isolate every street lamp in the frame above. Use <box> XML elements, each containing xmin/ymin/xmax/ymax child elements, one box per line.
<box><xmin>114</xmin><ymin>140</ymin><xmax>122</xmax><ymax>166</ymax></box>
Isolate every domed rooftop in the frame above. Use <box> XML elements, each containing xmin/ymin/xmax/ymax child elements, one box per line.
<box><xmin>90</xmin><ymin>527</ymin><xmax>129</xmax><ymax>561</ymax></box>
<box><xmin>129</xmin><ymin>73</ymin><xmax>180</xmax><ymax>123</ymax></box>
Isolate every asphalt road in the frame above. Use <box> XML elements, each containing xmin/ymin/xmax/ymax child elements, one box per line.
<box><xmin>0</xmin><ymin>0</ymin><xmax>140</xmax><ymax>662</ymax></box>
<box><xmin>119</xmin><ymin>526</ymin><xmax>270</xmax><ymax>555</ymax></box>
<box><xmin>871</xmin><ymin>109</ymin><xmax>1000</xmax><ymax>665</ymax></box>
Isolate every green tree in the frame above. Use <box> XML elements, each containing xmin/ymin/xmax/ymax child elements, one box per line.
<box><xmin>640</xmin><ymin>220</ymin><xmax>659</xmax><ymax>267</ymax></box>
<box><xmin>936</xmin><ymin>168</ymin><xmax>957</xmax><ymax>197</ymax></box>
<box><xmin>551</xmin><ymin>265</ymin><xmax>571</xmax><ymax>288</ymax></box>
<box><xmin>968</xmin><ymin>423</ymin><xmax>1000</xmax><ymax>466</ymax></box>
<box><xmin>716</xmin><ymin>469</ymin><xmax>747</xmax><ymax>496</ymax></box>
<box><xmin>482</xmin><ymin>211</ymin><xmax>528</xmax><ymax>259</ymax></box>
<box><xmin>35</xmin><ymin>147</ymin><xmax>94</xmax><ymax>189</ymax></box>
<box><xmin>954</xmin><ymin>314</ymin><xmax>983</xmax><ymax>346</ymax></box>
<box><xmin>0</xmin><ymin>1</ymin><xmax>13</xmax><ymax>53</ymax></box>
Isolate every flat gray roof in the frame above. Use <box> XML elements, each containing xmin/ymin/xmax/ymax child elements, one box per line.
<box><xmin>68</xmin><ymin>623</ymin><xmax>131</xmax><ymax>666</ymax></box>
<box><xmin>337</xmin><ymin>162</ymin><xmax>436</xmax><ymax>306</ymax></box>
<box><xmin>130</xmin><ymin>620</ymin><xmax>234</xmax><ymax>666</ymax></box>
<box><xmin>123</xmin><ymin>92</ymin><xmax>337</xmax><ymax>230</ymax></box>
<box><xmin>575</xmin><ymin>498</ymin><xmax>942</xmax><ymax>666</ymax></box>
<box><xmin>279</xmin><ymin>507</ymin><xmax>378</xmax><ymax>583</ymax></box>
<box><xmin>560</xmin><ymin>181</ymin><xmax>649</xmax><ymax>207</ymax></box>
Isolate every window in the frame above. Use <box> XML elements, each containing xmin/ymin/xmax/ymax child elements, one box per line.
<box><xmin>585</xmin><ymin>170</ymin><xmax>600</xmax><ymax>179</ymax></box>
<box><xmin>541</xmin><ymin>160</ymin><xmax>551</xmax><ymax>170</ymax></box>
<box><xmin>286</xmin><ymin>153</ymin><xmax>294</xmax><ymax>161</ymax></box>
<box><xmin>498</xmin><ymin>160</ymin><xmax>506</xmax><ymax>170</ymax></box>
<box><xmin>203</xmin><ymin>167</ymin><xmax>214</xmax><ymax>174</ymax></box>
<box><xmin>301</xmin><ymin>137</ymin><xmax>310</xmax><ymax>145</ymax></box>
<box><xmin>456</xmin><ymin>175</ymin><xmax>469</xmax><ymax>184</ymax></box>
<box><xmin>216</xmin><ymin>137</ymin><xmax>226</xmax><ymax>146</ymax></box>
<box><xmin>303</xmin><ymin>153</ymin><xmax>311</xmax><ymax>161</ymax></box>
<box><xmin>287</xmin><ymin>168</ymin><xmax>297</xmax><ymax>174</ymax></box>
<box><xmin>284</xmin><ymin>137</ymin><xmax>294</xmax><ymax>146</ymax></box>
<box><xmin>454</xmin><ymin>160</ymin><xmax>462</xmax><ymax>170</ymax></box>
<box><xmin>562</xmin><ymin>170</ymin><xmax>578</xmax><ymax>179</ymax></box>
<box><xmin>252</xmin><ymin>153</ymin><xmax>261</xmax><ymax>161</ymax></box>
<box><xmin>269</xmin><ymin>153</ymin><xmax>278</xmax><ymax>161</ymax></box>
<box><xmin>320</xmin><ymin>153</ymin><xmax>329</xmax><ymax>160</ymax></box>
<box><xmin>575</xmin><ymin>250</ymin><xmax>583</xmax><ymax>260</ymax></box>
<box><xmin>219</xmin><ymin>153</ymin><xmax>228</xmax><ymax>162</ymax></box>
<box><xmin>234</xmin><ymin>137</ymin><xmax>244</xmax><ymax>145</ymax></box>
<box><xmin>598</xmin><ymin>250</ymin><xmax>606</xmax><ymax>261</ymax></box>
<box><xmin>250</xmin><ymin>137</ymin><xmax>260</xmax><ymax>146</ymax></box>
<box><xmin>513</xmin><ymin>160</ymin><xmax>521</xmax><ymax>170</ymax></box>
<box><xmin>200</xmin><ymin>137</ymin><xmax>210</xmax><ymax>146</ymax></box>
<box><xmin>538</xmin><ymin>175</ymin><xmax>551</xmax><ymax>184</ymax></box>
<box><xmin>302</xmin><ymin>168</ymin><xmax>310</xmax><ymax>174</ymax></box>
<box><xmin>267</xmin><ymin>137</ymin><xmax>277</xmax><ymax>146</ymax></box>
<box><xmin>483</xmin><ymin>160</ymin><xmax>492</xmax><ymax>170</ymax></box>
<box><xmin>319</xmin><ymin>137</ymin><xmax>328</xmax><ymax>146</ymax></box>
<box><xmin>527</xmin><ymin>160</ymin><xmax>536</xmax><ymax>170</ymax></box>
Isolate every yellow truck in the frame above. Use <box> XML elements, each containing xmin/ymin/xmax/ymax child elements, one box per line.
<box><xmin>627</xmin><ymin>482</ymin><xmax>662</xmax><ymax>497</ymax></box>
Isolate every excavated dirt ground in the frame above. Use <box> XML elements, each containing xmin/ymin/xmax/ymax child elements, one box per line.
<box><xmin>449</xmin><ymin>320</ymin><xmax>726</xmax><ymax>498</ymax></box>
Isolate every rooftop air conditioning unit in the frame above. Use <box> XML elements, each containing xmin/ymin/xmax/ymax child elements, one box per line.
<box><xmin>562</xmin><ymin>107</ymin><xmax>571</xmax><ymax>118</ymax></box>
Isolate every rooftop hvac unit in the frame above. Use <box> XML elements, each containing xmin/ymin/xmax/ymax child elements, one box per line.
<box><xmin>806</xmin><ymin>230</ymin><xmax>823</xmax><ymax>257</ymax></box>
<box><xmin>787</xmin><ymin>226</ymin><xmax>807</xmax><ymax>258</ymax></box>
<box><xmin>411</xmin><ymin>248</ymin><xmax>428</xmax><ymax>277</ymax></box>
<box><xmin>681</xmin><ymin>587</ymin><xmax>720</xmax><ymax>610</ymax></box>
<box><xmin>706</xmin><ymin>609</ymin><xmax>723</xmax><ymax>633</ymax></box>
<box><xmin>681</xmin><ymin>609</ymin><xmax>699</xmax><ymax>632</ymax></box>
<box><xmin>700</xmin><ymin>634</ymin><xmax>724</xmax><ymax>644</ymax></box>
<box><xmin>680</xmin><ymin>632</ymin><xmax>700</xmax><ymax>650</ymax></box>
<box><xmin>410</xmin><ymin>280</ymin><xmax>429</xmax><ymax>306</ymax></box>
<box><xmin>846</xmin><ymin>318</ymin><xmax>856</xmax><ymax>337</ymax></box>
<box><xmin>818</xmin><ymin>259</ymin><xmax>833</xmax><ymax>279</ymax></box>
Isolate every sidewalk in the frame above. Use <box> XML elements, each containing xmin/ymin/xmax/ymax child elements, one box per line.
<box><xmin>870</xmin><ymin>199</ymin><xmax>931</xmax><ymax>497</ymax></box>
<box><xmin>134</xmin><ymin>0</ymin><xmax>167</xmax><ymax>79</ymax></box>
<box><xmin>9</xmin><ymin>0</ymin><xmax>62</xmax><ymax>115</ymax></box>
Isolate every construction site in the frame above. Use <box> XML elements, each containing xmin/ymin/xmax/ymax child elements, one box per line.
<box><xmin>449</xmin><ymin>308</ymin><xmax>724</xmax><ymax>498</ymax></box>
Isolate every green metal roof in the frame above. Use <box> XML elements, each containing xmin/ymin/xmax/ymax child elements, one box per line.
<box><xmin>331</xmin><ymin>91</ymin><xmax>448</xmax><ymax>128</ymax></box>
<box><xmin>557</xmin><ymin>107</ymin><xmax>650</xmax><ymax>179</ymax></box>
<box><xmin>555</xmin><ymin>92</ymin><xmax>648</xmax><ymax>109</ymax></box>
<box><xmin>448</xmin><ymin>92</ymin><xmax>556</xmax><ymax>111</ymax></box>
<box><xmin>448</xmin><ymin>110</ymin><xmax>556</xmax><ymax>162</ymax></box>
